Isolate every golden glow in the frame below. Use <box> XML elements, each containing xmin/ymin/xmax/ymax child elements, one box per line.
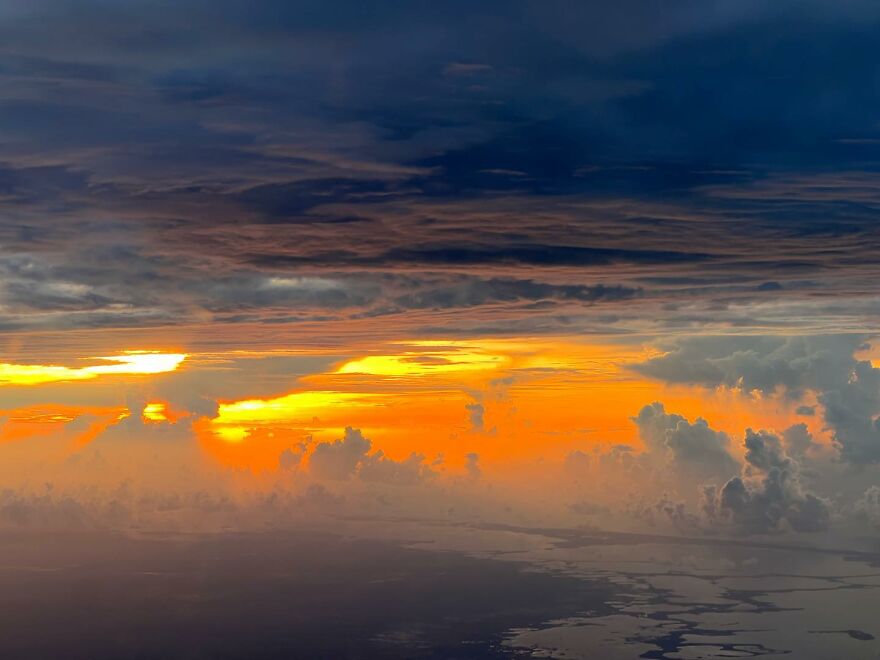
<box><xmin>0</xmin><ymin>363</ymin><xmax>94</xmax><ymax>386</ymax></box>
<box><xmin>336</xmin><ymin>343</ymin><xmax>510</xmax><ymax>376</ymax></box>
<box><xmin>217</xmin><ymin>391</ymin><xmax>378</xmax><ymax>425</ymax></box>
<box><xmin>142</xmin><ymin>403</ymin><xmax>168</xmax><ymax>421</ymax></box>
<box><xmin>0</xmin><ymin>351</ymin><xmax>187</xmax><ymax>386</ymax></box>
<box><xmin>337</xmin><ymin>353</ymin><xmax>504</xmax><ymax>376</ymax></box>
<box><xmin>213</xmin><ymin>425</ymin><xmax>251</xmax><ymax>444</ymax></box>
<box><xmin>330</xmin><ymin>337</ymin><xmax>633</xmax><ymax>380</ymax></box>
<box><xmin>204</xmin><ymin>391</ymin><xmax>382</xmax><ymax>464</ymax></box>
<box><xmin>141</xmin><ymin>401</ymin><xmax>189</xmax><ymax>424</ymax></box>
<box><xmin>84</xmin><ymin>352</ymin><xmax>187</xmax><ymax>376</ymax></box>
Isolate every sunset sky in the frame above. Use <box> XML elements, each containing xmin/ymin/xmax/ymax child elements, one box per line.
<box><xmin>7</xmin><ymin>4</ymin><xmax>880</xmax><ymax>658</ymax></box>
<box><xmin>1</xmin><ymin>0</ymin><xmax>880</xmax><ymax>538</ymax></box>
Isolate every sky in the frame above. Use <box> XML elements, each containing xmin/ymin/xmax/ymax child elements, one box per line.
<box><xmin>2</xmin><ymin>0</ymin><xmax>880</xmax><ymax>542</ymax></box>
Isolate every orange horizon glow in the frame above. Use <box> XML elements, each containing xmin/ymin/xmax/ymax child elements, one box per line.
<box><xmin>0</xmin><ymin>337</ymin><xmax>833</xmax><ymax>476</ymax></box>
<box><xmin>185</xmin><ymin>338</ymin><xmax>829</xmax><ymax>473</ymax></box>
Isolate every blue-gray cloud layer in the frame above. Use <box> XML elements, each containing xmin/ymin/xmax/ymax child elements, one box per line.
<box><xmin>1</xmin><ymin>1</ymin><xmax>880</xmax><ymax>336</ymax></box>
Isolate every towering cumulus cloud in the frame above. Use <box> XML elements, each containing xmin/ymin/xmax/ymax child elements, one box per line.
<box><xmin>709</xmin><ymin>429</ymin><xmax>831</xmax><ymax>533</ymax></box>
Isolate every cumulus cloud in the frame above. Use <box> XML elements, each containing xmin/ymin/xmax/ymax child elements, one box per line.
<box><xmin>307</xmin><ymin>427</ymin><xmax>436</xmax><ymax>486</ymax></box>
<box><xmin>465</xmin><ymin>453</ymin><xmax>482</xmax><ymax>481</ymax></box>
<box><xmin>634</xmin><ymin>335</ymin><xmax>880</xmax><ymax>464</ymax></box>
<box><xmin>562</xmin><ymin>407</ymin><xmax>739</xmax><ymax>520</ymax></box>
<box><xmin>279</xmin><ymin>443</ymin><xmax>307</xmax><ymax>471</ymax></box>
<box><xmin>359</xmin><ymin>451</ymin><xmax>434</xmax><ymax>486</ymax></box>
<box><xmin>633</xmin><ymin>402</ymin><xmax>739</xmax><ymax>484</ymax></box>
<box><xmin>308</xmin><ymin>427</ymin><xmax>373</xmax><ymax>480</ymax></box>
<box><xmin>781</xmin><ymin>423</ymin><xmax>820</xmax><ymax>462</ymax></box>
<box><xmin>465</xmin><ymin>401</ymin><xmax>485</xmax><ymax>433</ymax></box>
<box><xmin>708</xmin><ymin>429</ymin><xmax>831</xmax><ymax>534</ymax></box>
<box><xmin>564</xmin><ymin>450</ymin><xmax>592</xmax><ymax>480</ymax></box>
<box><xmin>562</xmin><ymin>402</ymin><xmax>838</xmax><ymax>535</ymax></box>
<box><xmin>854</xmin><ymin>486</ymin><xmax>880</xmax><ymax>530</ymax></box>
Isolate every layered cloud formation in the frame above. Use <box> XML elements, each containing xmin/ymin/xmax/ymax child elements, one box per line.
<box><xmin>1</xmin><ymin>1</ymin><xmax>880</xmax><ymax>343</ymax></box>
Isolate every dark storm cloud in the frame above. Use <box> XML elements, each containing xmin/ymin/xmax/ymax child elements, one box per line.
<box><xmin>2</xmin><ymin>1</ymin><xmax>880</xmax><ymax>332</ymax></box>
